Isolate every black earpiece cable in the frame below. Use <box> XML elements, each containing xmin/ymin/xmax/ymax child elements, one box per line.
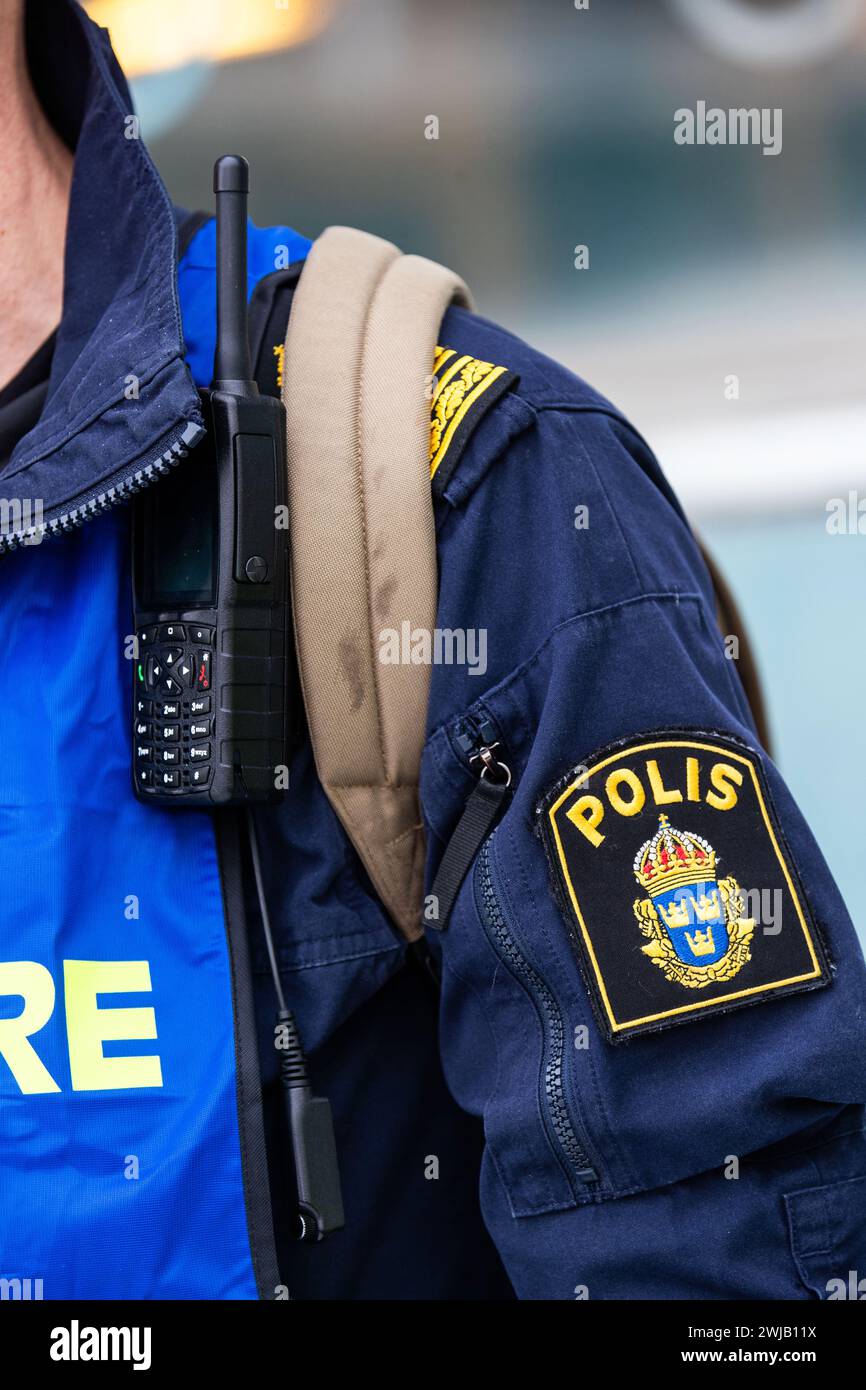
<box><xmin>246</xmin><ymin>809</ymin><xmax>345</xmax><ymax>1241</ymax></box>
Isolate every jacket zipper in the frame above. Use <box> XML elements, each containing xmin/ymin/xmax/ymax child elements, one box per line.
<box><xmin>0</xmin><ymin>419</ymin><xmax>205</xmax><ymax>553</ymax></box>
<box><xmin>476</xmin><ymin>835</ymin><xmax>600</xmax><ymax>1187</ymax></box>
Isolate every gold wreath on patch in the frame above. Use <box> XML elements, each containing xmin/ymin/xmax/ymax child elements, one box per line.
<box><xmin>632</xmin><ymin>814</ymin><xmax>755</xmax><ymax>989</ymax></box>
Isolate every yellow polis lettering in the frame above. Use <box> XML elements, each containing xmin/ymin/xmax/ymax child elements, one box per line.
<box><xmin>646</xmin><ymin>759</ymin><xmax>682</xmax><ymax>806</ymax></box>
<box><xmin>686</xmin><ymin>755</ymin><xmax>700</xmax><ymax>802</ymax></box>
<box><xmin>0</xmin><ymin>960</ymin><xmax>162</xmax><ymax>1095</ymax></box>
<box><xmin>605</xmin><ymin>769</ymin><xmax>645</xmax><ymax>817</ymax></box>
<box><xmin>565</xmin><ymin>754</ymin><xmax>743</xmax><ymax>847</ymax></box>
<box><xmin>706</xmin><ymin>761</ymin><xmax>743</xmax><ymax>811</ymax></box>
<box><xmin>566</xmin><ymin>795</ymin><xmax>605</xmax><ymax>847</ymax></box>
<box><xmin>64</xmin><ymin>961</ymin><xmax>163</xmax><ymax>1092</ymax></box>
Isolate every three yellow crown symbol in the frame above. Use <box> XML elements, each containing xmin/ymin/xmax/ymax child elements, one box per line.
<box><xmin>684</xmin><ymin>926</ymin><xmax>716</xmax><ymax>957</ymax></box>
<box><xmin>657</xmin><ymin>898</ymin><xmax>690</xmax><ymax>929</ymax></box>
<box><xmin>657</xmin><ymin>890</ymin><xmax>721</xmax><ymax>931</ymax></box>
<box><xmin>694</xmin><ymin>889</ymin><xmax>721</xmax><ymax>921</ymax></box>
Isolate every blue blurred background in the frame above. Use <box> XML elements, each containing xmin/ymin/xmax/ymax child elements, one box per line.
<box><xmin>87</xmin><ymin>0</ymin><xmax>866</xmax><ymax>942</ymax></box>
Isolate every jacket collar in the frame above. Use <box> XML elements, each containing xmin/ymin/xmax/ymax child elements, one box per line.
<box><xmin>1</xmin><ymin>0</ymin><xmax>203</xmax><ymax>544</ymax></box>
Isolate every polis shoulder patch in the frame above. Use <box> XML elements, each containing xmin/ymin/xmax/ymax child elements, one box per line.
<box><xmin>538</xmin><ymin>730</ymin><xmax>830</xmax><ymax>1043</ymax></box>
<box><xmin>429</xmin><ymin>345</ymin><xmax>518</xmax><ymax>495</ymax></box>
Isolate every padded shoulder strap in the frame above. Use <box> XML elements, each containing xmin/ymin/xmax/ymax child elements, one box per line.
<box><xmin>282</xmin><ymin>226</ymin><xmax>472</xmax><ymax>941</ymax></box>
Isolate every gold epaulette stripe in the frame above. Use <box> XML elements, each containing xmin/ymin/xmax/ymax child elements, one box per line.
<box><xmin>434</xmin><ymin>353</ymin><xmax>472</xmax><ymax>396</ymax></box>
<box><xmin>433</xmin><ymin>345</ymin><xmax>455</xmax><ymax>374</ymax></box>
<box><xmin>429</xmin><ymin>346</ymin><xmax>511</xmax><ymax>480</ymax></box>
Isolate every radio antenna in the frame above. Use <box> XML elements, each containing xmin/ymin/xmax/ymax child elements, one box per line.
<box><xmin>212</xmin><ymin>154</ymin><xmax>258</xmax><ymax>396</ymax></box>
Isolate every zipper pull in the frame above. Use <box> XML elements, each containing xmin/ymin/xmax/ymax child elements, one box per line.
<box><xmin>428</xmin><ymin>722</ymin><xmax>512</xmax><ymax>933</ymax></box>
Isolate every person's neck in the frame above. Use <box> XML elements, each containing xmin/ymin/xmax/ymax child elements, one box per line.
<box><xmin>0</xmin><ymin>5</ymin><xmax>74</xmax><ymax>392</ymax></box>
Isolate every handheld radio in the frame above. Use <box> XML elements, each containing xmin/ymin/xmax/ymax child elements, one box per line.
<box><xmin>132</xmin><ymin>156</ymin><xmax>290</xmax><ymax>806</ymax></box>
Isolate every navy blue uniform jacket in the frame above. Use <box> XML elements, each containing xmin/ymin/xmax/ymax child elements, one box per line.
<box><xmin>1</xmin><ymin>0</ymin><xmax>864</xmax><ymax>1301</ymax></box>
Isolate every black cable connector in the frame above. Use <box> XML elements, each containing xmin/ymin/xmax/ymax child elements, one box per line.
<box><xmin>247</xmin><ymin>810</ymin><xmax>345</xmax><ymax>1242</ymax></box>
<box><xmin>274</xmin><ymin>1006</ymin><xmax>345</xmax><ymax>1242</ymax></box>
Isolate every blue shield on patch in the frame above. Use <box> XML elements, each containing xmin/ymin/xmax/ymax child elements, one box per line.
<box><xmin>653</xmin><ymin>881</ymin><xmax>729</xmax><ymax>966</ymax></box>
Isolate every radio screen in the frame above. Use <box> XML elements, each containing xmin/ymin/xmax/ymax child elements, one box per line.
<box><xmin>138</xmin><ymin>448</ymin><xmax>216</xmax><ymax>608</ymax></box>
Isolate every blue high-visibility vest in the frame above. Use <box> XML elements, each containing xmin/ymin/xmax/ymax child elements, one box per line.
<box><xmin>0</xmin><ymin>219</ymin><xmax>309</xmax><ymax>1299</ymax></box>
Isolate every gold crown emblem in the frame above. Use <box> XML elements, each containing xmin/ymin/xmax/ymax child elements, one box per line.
<box><xmin>656</xmin><ymin>889</ymin><xmax>721</xmax><ymax>931</ymax></box>
<box><xmin>684</xmin><ymin>926</ymin><xmax>716</xmax><ymax>957</ymax></box>
<box><xmin>633</xmin><ymin>814</ymin><xmax>717</xmax><ymax>898</ymax></box>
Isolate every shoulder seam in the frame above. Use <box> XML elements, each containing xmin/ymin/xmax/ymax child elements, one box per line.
<box><xmin>531</xmin><ymin>400</ymin><xmax>656</xmax><ymax>459</ymax></box>
<box><xmin>570</xmin><ymin>410</ymin><xmax>643</xmax><ymax>593</ymax></box>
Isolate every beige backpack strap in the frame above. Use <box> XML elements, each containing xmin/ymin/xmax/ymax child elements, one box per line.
<box><xmin>282</xmin><ymin>226</ymin><xmax>473</xmax><ymax>941</ymax></box>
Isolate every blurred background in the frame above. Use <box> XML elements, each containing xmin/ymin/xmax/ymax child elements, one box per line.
<box><xmin>87</xmin><ymin>0</ymin><xmax>866</xmax><ymax>941</ymax></box>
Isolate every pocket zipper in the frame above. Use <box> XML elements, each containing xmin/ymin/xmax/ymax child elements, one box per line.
<box><xmin>476</xmin><ymin>835</ymin><xmax>600</xmax><ymax>1187</ymax></box>
<box><xmin>429</xmin><ymin>717</ymin><xmax>512</xmax><ymax>932</ymax></box>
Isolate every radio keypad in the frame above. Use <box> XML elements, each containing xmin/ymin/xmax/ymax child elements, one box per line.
<box><xmin>176</xmin><ymin>657</ymin><xmax>194</xmax><ymax>687</ymax></box>
<box><xmin>134</xmin><ymin>628</ymin><xmax>215</xmax><ymax>793</ymax></box>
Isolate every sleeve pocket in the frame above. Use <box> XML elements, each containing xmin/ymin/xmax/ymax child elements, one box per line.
<box><xmin>785</xmin><ymin>1174</ymin><xmax>866</xmax><ymax>1299</ymax></box>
